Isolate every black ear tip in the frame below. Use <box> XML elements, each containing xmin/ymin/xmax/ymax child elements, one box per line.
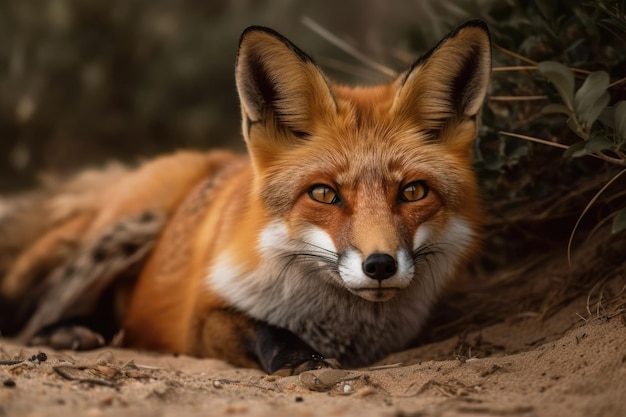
<box><xmin>237</xmin><ymin>26</ymin><xmax>314</xmax><ymax>64</ymax></box>
<box><xmin>240</xmin><ymin>25</ymin><xmax>279</xmax><ymax>41</ymax></box>
<box><xmin>239</xmin><ymin>25</ymin><xmax>276</xmax><ymax>48</ymax></box>
<box><xmin>456</xmin><ymin>19</ymin><xmax>491</xmax><ymax>39</ymax></box>
<box><xmin>460</xmin><ymin>19</ymin><xmax>489</xmax><ymax>30</ymax></box>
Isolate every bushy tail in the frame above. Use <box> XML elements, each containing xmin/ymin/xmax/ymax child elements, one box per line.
<box><xmin>0</xmin><ymin>163</ymin><xmax>132</xmax><ymax>336</ymax></box>
<box><xmin>0</xmin><ymin>151</ymin><xmax>232</xmax><ymax>340</ymax></box>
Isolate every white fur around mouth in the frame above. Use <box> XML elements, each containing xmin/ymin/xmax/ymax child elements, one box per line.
<box><xmin>349</xmin><ymin>287</ymin><xmax>399</xmax><ymax>302</ymax></box>
<box><xmin>338</xmin><ymin>248</ymin><xmax>414</xmax><ymax>290</ymax></box>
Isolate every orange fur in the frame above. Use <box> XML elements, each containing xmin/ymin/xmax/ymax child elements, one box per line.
<box><xmin>1</xmin><ymin>21</ymin><xmax>491</xmax><ymax>372</ymax></box>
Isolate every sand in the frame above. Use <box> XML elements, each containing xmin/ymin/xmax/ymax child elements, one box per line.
<box><xmin>2</xmin><ymin>286</ymin><xmax>625</xmax><ymax>417</ymax></box>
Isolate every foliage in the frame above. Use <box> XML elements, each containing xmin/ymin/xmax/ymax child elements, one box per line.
<box><xmin>0</xmin><ymin>0</ymin><xmax>320</xmax><ymax>192</ymax></box>
<box><xmin>537</xmin><ymin>61</ymin><xmax>626</xmax><ymax>235</ymax></box>
<box><xmin>430</xmin><ymin>0</ymin><xmax>626</xmax><ymax>237</ymax></box>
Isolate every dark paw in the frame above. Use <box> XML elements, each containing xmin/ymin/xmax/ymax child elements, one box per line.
<box><xmin>254</xmin><ymin>321</ymin><xmax>344</xmax><ymax>375</ymax></box>
<box><xmin>272</xmin><ymin>355</ymin><xmax>342</xmax><ymax>376</ymax></box>
<box><xmin>29</xmin><ymin>324</ymin><xmax>106</xmax><ymax>350</ymax></box>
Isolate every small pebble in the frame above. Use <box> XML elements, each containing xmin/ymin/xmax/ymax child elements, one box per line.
<box><xmin>295</xmin><ymin>396</ymin><xmax>304</xmax><ymax>402</ymax></box>
<box><xmin>343</xmin><ymin>384</ymin><xmax>352</xmax><ymax>393</ymax></box>
<box><xmin>299</xmin><ymin>369</ymin><xmax>350</xmax><ymax>392</ymax></box>
<box><xmin>3</xmin><ymin>379</ymin><xmax>16</xmax><ymax>388</ymax></box>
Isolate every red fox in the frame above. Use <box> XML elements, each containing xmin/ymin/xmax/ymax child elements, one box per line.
<box><xmin>0</xmin><ymin>20</ymin><xmax>491</xmax><ymax>374</ymax></box>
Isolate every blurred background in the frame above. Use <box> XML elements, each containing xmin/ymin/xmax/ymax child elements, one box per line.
<box><xmin>0</xmin><ymin>0</ymin><xmax>488</xmax><ymax>192</ymax></box>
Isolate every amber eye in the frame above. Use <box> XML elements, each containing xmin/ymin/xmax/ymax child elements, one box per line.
<box><xmin>399</xmin><ymin>181</ymin><xmax>428</xmax><ymax>202</ymax></box>
<box><xmin>308</xmin><ymin>184</ymin><xmax>339</xmax><ymax>205</ymax></box>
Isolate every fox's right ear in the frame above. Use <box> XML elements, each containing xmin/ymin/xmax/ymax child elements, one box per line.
<box><xmin>236</xmin><ymin>26</ymin><xmax>336</xmax><ymax>142</ymax></box>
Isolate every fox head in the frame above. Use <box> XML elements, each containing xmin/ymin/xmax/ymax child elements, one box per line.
<box><xmin>235</xmin><ymin>21</ymin><xmax>491</xmax><ymax>303</ymax></box>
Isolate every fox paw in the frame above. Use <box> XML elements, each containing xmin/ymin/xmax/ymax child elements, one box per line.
<box><xmin>28</xmin><ymin>324</ymin><xmax>106</xmax><ymax>351</ymax></box>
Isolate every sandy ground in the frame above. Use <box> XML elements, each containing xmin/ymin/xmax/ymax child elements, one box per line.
<box><xmin>2</xmin><ymin>289</ymin><xmax>625</xmax><ymax>417</ymax></box>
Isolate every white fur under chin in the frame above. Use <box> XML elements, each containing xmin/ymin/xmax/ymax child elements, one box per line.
<box><xmin>206</xmin><ymin>217</ymin><xmax>474</xmax><ymax>367</ymax></box>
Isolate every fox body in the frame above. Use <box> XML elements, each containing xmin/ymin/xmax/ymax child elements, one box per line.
<box><xmin>0</xmin><ymin>21</ymin><xmax>491</xmax><ymax>373</ymax></box>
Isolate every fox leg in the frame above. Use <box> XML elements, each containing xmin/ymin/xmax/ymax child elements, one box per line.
<box><xmin>27</xmin><ymin>293</ymin><xmax>118</xmax><ymax>351</ymax></box>
<box><xmin>253</xmin><ymin>322</ymin><xmax>341</xmax><ymax>375</ymax></box>
<box><xmin>193</xmin><ymin>308</ymin><xmax>340</xmax><ymax>374</ymax></box>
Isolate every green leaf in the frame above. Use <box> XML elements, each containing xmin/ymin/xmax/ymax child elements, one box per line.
<box><xmin>538</xmin><ymin>61</ymin><xmax>575</xmax><ymax>111</ymax></box>
<box><xmin>564</xmin><ymin>141</ymin><xmax>587</xmax><ymax>158</ymax></box>
<box><xmin>541</xmin><ymin>103</ymin><xmax>571</xmax><ymax>116</ymax></box>
<box><xmin>598</xmin><ymin>106</ymin><xmax>616</xmax><ymax>129</ymax></box>
<box><xmin>584</xmin><ymin>92</ymin><xmax>610</xmax><ymax>129</ymax></box>
<box><xmin>612</xmin><ymin>208</ymin><xmax>626</xmax><ymax>234</ymax></box>
<box><xmin>566</xmin><ymin>117</ymin><xmax>580</xmax><ymax>136</ymax></box>
<box><xmin>615</xmin><ymin>101</ymin><xmax>626</xmax><ymax>141</ymax></box>
<box><xmin>574</xmin><ymin>71</ymin><xmax>610</xmax><ymax>129</ymax></box>
<box><xmin>584</xmin><ymin>136</ymin><xmax>613</xmax><ymax>154</ymax></box>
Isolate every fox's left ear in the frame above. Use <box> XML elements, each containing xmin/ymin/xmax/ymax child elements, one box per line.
<box><xmin>392</xmin><ymin>20</ymin><xmax>491</xmax><ymax>138</ymax></box>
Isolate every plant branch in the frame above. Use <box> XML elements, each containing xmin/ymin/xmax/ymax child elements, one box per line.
<box><xmin>301</xmin><ymin>16</ymin><xmax>396</xmax><ymax>77</ymax></box>
<box><xmin>489</xmin><ymin>95</ymin><xmax>548</xmax><ymax>101</ymax></box>
<box><xmin>498</xmin><ymin>131</ymin><xmax>568</xmax><ymax>149</ymax></box>
<box><xmin>597</xmin><ymin>151</ymin><xmax>626</xmax><ymax>166</ymax></box>
<box><xmin>499</xmin><ymin>132</ymin><xmax>626</xmax><ymax>166</ymax></box>
<box><xmin>494</xmin><ymin>45</ymin><xmax>537</xmax><ymax>65</ymax></box>
<box><xmin>494</xmin><ymin>45</ymin><xmax>592</xmax><ymax>75</ymax></box>
<box><xmin>568</xmin><ymin>167</ymin><xmax>626</xmax><ymax>265</ymax></box>
<box><xmin>493</xmin><ymin>66</ymin><xmax>538</xmax><ymax>72</ymax></box>
<box><xmin>608</xmin><ymin>76</ymin><xmax>626</xmax><ymax>88</ymax></box>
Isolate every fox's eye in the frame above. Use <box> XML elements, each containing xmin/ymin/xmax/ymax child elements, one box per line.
<box><xmin>309</xmin><ymin>184</ymin><xmax>339</xmax><ymax>205</ymax></box>
<box><xmin>399</xmin><ymin>181</ymin><xmax>428</xmax><ymax>202</ymax></box>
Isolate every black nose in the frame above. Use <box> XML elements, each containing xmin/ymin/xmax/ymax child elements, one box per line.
<box><xmin>362</xmin><ymin>253</ymin><xmax>397</xmax><ymax>281</ymax></box>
